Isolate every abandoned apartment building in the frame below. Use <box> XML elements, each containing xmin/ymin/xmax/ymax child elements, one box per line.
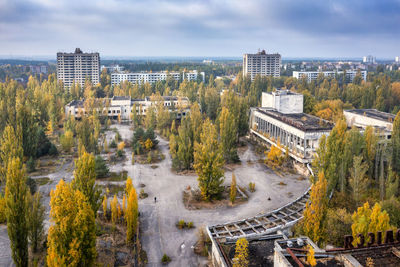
<box><xmin>65</xmin><ymin>95</ymin><xmax>190</xmax><ymax>121</ymax></box>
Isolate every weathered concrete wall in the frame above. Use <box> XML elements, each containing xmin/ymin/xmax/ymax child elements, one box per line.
<box><xmin>261</xmin><ymin>92</ymin><xmax>303</xmax><ymax>114</ymax></box>
<box><xmin>344</xmin><ymin>111</ymin><xmax>393</xmax><ymax>131</ymax></box>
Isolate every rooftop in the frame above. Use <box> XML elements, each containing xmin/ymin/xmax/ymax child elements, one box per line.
<box><xmin>112</xmin><ymin>96</ymin><xmax>131</xmax><ymax>101</ymax></box>
<box><xmin>344</xmin><ymin>109</ymin><xmax>396</xmax><ymax>123</ymax></box>
<box><xmin>219</xmin><ymin>235</ymin><xmax>283</xmax><ymax>267</ymax></box>
<box><xmin>255</xmin><ymin>108</ymin><xmax>334</xmax><ymax>132</ymax></box>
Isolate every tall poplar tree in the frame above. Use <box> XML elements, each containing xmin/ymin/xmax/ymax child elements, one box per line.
<box><xmin>194</xmin><ymin>119</ymin><xmax>225</xmax><ymax>200</ymax></box>
<box><xmin>218</xmin><ymin>107</ymin><xmax>239</xmax><ymax>162</ymax></box>
<box><xmin>5</xmin><ymin>158</ymin><xmax>29</xmax><ymax>267</ymax></box>
<box><xmin>72</xmin><ymin>151</ymin><xmax>102</xmax><ymax>214</ymax></box>
<box><xmin>47</xmin><ymin>180</ymin><xmax>96</xmax><ymax>267</ymax></box>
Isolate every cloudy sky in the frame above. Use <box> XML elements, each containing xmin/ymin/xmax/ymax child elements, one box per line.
<box><xmin>0</xmin><ymin>0</ymin><xmax>399</xmax><ymax>58</ymax></box>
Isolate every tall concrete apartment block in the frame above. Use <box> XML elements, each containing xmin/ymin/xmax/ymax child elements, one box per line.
<box><xmin>243</xmin><ymin>50</ymin><xmax>281</xmax><ymax>80</ymax></box>
<box><xmin>57</xmin><ymin>48</ymin><xmax>100</xmax><ymax>89</ymax></box>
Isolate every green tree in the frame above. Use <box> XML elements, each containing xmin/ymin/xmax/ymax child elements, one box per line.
<box><xmin>47</xmin><ymin>180</ymin><xmax>97</xmax><ymax>267</ymax></box>
<box><xmin>5</xmin><ymin>158</ymin><xmax>29</xmax><ymax>267</ymax></box>
<box><xmin>0</xmin><ymin>124</ymin><xmax>23</xmax><ymax>183</ymax></box>
<box><xmin>175</xmin><ymin>117</ymin><xmax>194</xmax><ymax>170</ymax></box>
<box><xmin>60</xmin><ymin>130</ymin><xmax>74</xmax><ymax>152</ymax></box>
<box><xmin>349</xmin><ymin>155</ymin><xmax>369</xmax><ymax>206</ymax></box>
<box><xmin>94</xmin><ymin>155</ymin><xmax>109</xmax><ymax>178</ymax></box>
<box><xmin>193</xmin><ymin>119</ymin><xmax>225</xmax><ymax>200</ymax></box>
<box><xmin>27</xmin><ymin>192</ymin><xmax>45</xmax><ymax>253</ymax></box>
<box><xmin>218</xmin><ymin>107</ymin><xmax>239</xmax><ymax>162</ymax></box>
<box><xmin>72</xmin><ymin>152</ymin><xmax>102</xmax><ymax>214</ymax></box>
<box><xmin>392</xmin><ymin>111</ymin><xmax>400</xmax><ymax>176</ymax></box>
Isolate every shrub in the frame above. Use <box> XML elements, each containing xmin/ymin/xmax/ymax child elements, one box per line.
<box><xmin>116</xmin><ymin>149</ymin><xmax>123</xmax><ymax>158</ymax></box>
<box><xmin>131</xmin><ymin>152</ymin><xmax>135</xmax><ymax>165</ymax></box>
<box><xmin>95</xmin><ymin>156</ymin><xmax>109</xmax><ymax>178</ymax></box>
<box><xmin>115</xmin><ymin>132</ymin><xmax>121</xmax><ymax>142</ymax></box>
<box><xmin>325</xmin><ymin>208</ymin><xmax>352</xmax><ymax>247</ymax></box>
<box><xmin>117</xmin><ymin>141</ymin><xmax>125</xmax><ymax>151</ymax></box>
<box><xmin>380</xmin><ymin>197</ymin><xmax>400</xmax><ymax>228</ymax></box>
<box><xmin>187</xmin><ymin>222</ymin><xmax>194</xmax><ymax>228</ymax></box>
<box><xmin>249</xmin><ymin>182</ymin><xmax>256</xmax><ymax>192</ymax></box>
<box><xmin>27</xmin><ymin>157</ymin><xmax>36</xmax><ymax>173</ymax></box>
<box><xmin>161</xmin><ymin>253</ymin><xmax>171</xmax><ymax>264</ymax></box>
<box><xmin>48</xmin><ymin>143</ymin><xmax>58</xmax><ymax>156</ymax></box>
<box><xmin>147</xmin><ymin>151</ymin><xmax>152</xmax><ymax>164</ymax></box>
<box><xmin>178</xmin><ymin>220</ymin><xmax>185</xmax><ymax>229</ymax></box>
<box><xmin>110</xmin><ymin>139</ymin><xmax>117</xmax><ymax>148</ymax></box>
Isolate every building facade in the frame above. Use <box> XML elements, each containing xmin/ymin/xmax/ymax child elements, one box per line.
<box><xmin>111</xmin><ymin>70</ymin><xmax>204</xmax><ymax>86</ymax></box>
<box><xmin>344</xmin><ymin>109</ymin><xmax>395</xmax><ymax>139</ymax></box>
<box><xmin>293</xmin><ymin>70</ymin><xmax>367</xmax><ymax>83</ymax></box>
<box><xmin>249</xmin><ymin>90</ymin><xmax>334</xmax><ymax>163</ymax></box>
<box><xmin>57</xmin><ymin>48</ymin><xmax>100</xmax><ymax>89</ymax></box>
<box><xmin>65</xmin><ymin>95</ymin><xmax>190</xmax><ymax>121</ymax></box>
<box><xmin>243</xmin><ymin>50</ymin><xmax>281</xmax><ymax>80</ymax></box>
<box><xmin>363</xmin><ymin>55</ymin><xmax>376</xmax><ymax>64</ymax></box>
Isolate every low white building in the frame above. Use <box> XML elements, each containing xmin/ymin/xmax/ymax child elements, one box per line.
<box><xmin>344</xmin><ymin>109</ymin><xmax>396</xmax><ymax>139</ymax></box>
<box><xmin>111</xmin><ymin>70</ymin><xmax>204</xmax><ymax>85</ymax></box>
<box><xmin>250</xmin><ymin>90</ymin><xmax>334</xmax><ymax>163</ymax></box>
<box><xmin>293</xmin><ymin>70</ymin><xmax>367</xmax><ymax>83</ymax></box>
<box><xmin>65</xmin><ymin>95</ymin><xmax>190</xmax><ymax>121</ymax></box>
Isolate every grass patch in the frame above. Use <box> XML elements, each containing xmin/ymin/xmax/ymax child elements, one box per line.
<box><xmin>150</xmin><ymin>165</ymin><xmax>158</xmax><ymax>169</ymax></box>
<box><xmin>35</xmin><ymin>177</ymin><xmax>52</xmax><ymax>186</ymax></box>
<box><xmin>99</xmin><ymin>171</ymin><xmax>128</xmax><ymax>182</ymax></box>
<box><xmin>278</xmin><ymin>181</ymin><xmax>287</xmax><ymax>186</ymax></box>
<box><xmin>100</xmin><ymin>184</ymin><xmax>125</xmax><ymax>196</ymax></box>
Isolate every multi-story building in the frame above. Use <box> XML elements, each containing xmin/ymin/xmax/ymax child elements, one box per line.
<box><xmin>100</xmin><ymin>64</ymin><xmax>124</xmax><ymax>72</ymax></box>
<box><xmin>395</xmin><ymin>56</ymin><xmax>400</xmax><ymax>63</ymax></box>
<box><xmin>57</xmin><ymin>48</ymin><xmax>100</xmax><ymax>89</ymax></box>
<box><xmin>363</xmin><ymin>55</ymin><xmax>376</xmax><ymax>64</ymax></box>
<box><xmin>249</xmin><ymin>90</ymin><xmax>334</xmax><ymax>164</ymax></box>
<box><xmin>293</xmin><ymin>70</ymin><xmax>367</xmax><ymax>83</ymax></box>
<box><xmin>29</xmin><ymin>65</ymin><xmax>48</xmax><ymax>74</ymax></box>
<box><xmin>65</xmin><ymin>95</ymin><xmax>190</xmax><ymax>121</ymax></box>
<box><xmin>111</xmin><ymin>70</ymin><xmax>204</xmax><ymax>86</ymax></box>
<box><xmin>243</xmin><ymin>50</ymin><xmax>281</xmax><ymax>80</ymax></box>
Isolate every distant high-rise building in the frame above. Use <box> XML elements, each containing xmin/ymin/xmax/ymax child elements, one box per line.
<box><xmin>243</xmin><ymin>50</ymin><xmax>281</xmax><ymax>80</ymax></box>
<box><xmin>395</xmin><ymin>56</ymin><xmax>400</xmax><ymax>63</ymax></box>
<box><xmin>57</xmin><ymin>48</ymin><xmax>100</xmax><ymax>89</ymax></box>
<box><xmin>362</xmin><ymin>55</ymin><xmax>376</xmax><ymax>64</ymax></box>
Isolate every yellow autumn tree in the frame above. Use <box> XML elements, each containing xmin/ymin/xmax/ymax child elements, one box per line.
<box><xmin>122</xmin><ymin>195</ymin><xmax>127</xmax><ymax>216</ymax></box>
<box><xmin>232</xmin><ymin>238</ymin><xmax>249</xmax><ymax>267</ymax></box>
<box><xmin>46</xmin><ymin>120</ymin><xmax>54</xmax><ymax>136</ymax></box>
<box><xmin>145</xmin><ymin>138</ymin><xmax>153</xmax><ymax>150</ymax></box>
<box><xmin>126</xmin><ymin>187</ymin><xmax>138</xmax><ymax>244</ymax></box>
<box><xmin>117</xmin><ymin>141</ymin><xmax>125</xmax><ymax>151</ymax></box>
<box><xmin>302</xmin><ymin>172</ymin><xmax>328</xmax><ymax>245</ymax></box>
<box><xmin>351</xmin><ymin>202</ymin><xmax>391</xmax><ymax>246</ymax></box>
<box><xmin>265</xmin><ymin>141</ymin><xmax>284</xmax><ymax>166</ymax></box>
<box><xmin>102</xmin><ymin>195</ymin><xmax>108</xmax><ymax>220</ymax></box>
<box><xmin>47</xmin><ymin>180</ymin><xmax>96</xmax><ymax>267</ymax></box>
<box><xmin>111</xmin><ymin>195</ymin><xmax>118</xmax><ymax>225</ymax></box>
<box><xmin>306</xmin><ymin>245</ymin><xmax>317</xmax><ymax>267</ymax></box>
<box><xmin>126</xmin><ymin>177</ymin><xmax>133</xmax><ymax>196</ymax></box>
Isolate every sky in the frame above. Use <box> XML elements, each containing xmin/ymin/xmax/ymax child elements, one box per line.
<box><xmin>0</xmin><ymin>0</ymin><xmax>399</xmax><ymax>59</ymax></box>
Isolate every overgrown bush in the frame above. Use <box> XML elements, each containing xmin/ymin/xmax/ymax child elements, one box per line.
<box><xmin>325</xmin><ymin>208</ymin><xmax>352</xmax><ymax>247</ymax></box>
<box><xmin>132</xmin><ymin>127</ymin><xmax>158</xmax><ymax>155</ymax></box>
<box><xmin>381</xmin><ymin>197</ymin><xmax>400</xmax><ymax>228</ymax></box>
<box><xmin>27</xmin><ymin>157</ymin><xmax>36</xmax><ymax>172</ymax></box>
<box><xmin>95</xmin><ymin>156</ymin><xmax>109</xmax><ymax>178</ymax></box>
<box><xmin>161</xmin><ymin>253</ymin><xmax>171</xmax><ymax>264</ymax></box>
<box><xmin>48</xmin><ymin>143</ymin><xmax>58</xmax><ymax>156</ymax></box>
<box><xmin>110</xmin><ymin>139</ymin><xmax>117</xmax><ymax>149</ymax></box>
<box><xmin>248</xmin><ymin>182</ymin><xmax>256</xmax><ymax>192</ymax></box>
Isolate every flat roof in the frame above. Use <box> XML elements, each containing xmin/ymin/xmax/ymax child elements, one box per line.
<box><xmin>345</xmin><ymin>109</ymin><xmax>395</xmax><ymax>123</ymax></box>
<box><xmin>255</xmin><ymin>108</ymin><xmax>334</xmax><ymax>132</ymax></box>
<box><xmin>112</xmin><ymin>96</ymin><xmax>131</xmax><ymax>101</ymax></box>
<box><xmin>219</xmin><ymin>236</ymin><xmax>282</xmax><ymax>267</ymax></box>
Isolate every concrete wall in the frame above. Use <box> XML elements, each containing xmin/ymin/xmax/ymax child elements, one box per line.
<box><xmin>261</xmin><ymin>92</ymin><xmax>303</xmax><ymax>114</ymax></box>
<box><xmin>344</xmin><ymin>111</ymin><xmax>393</xmax><ymax>131</ymax></box>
